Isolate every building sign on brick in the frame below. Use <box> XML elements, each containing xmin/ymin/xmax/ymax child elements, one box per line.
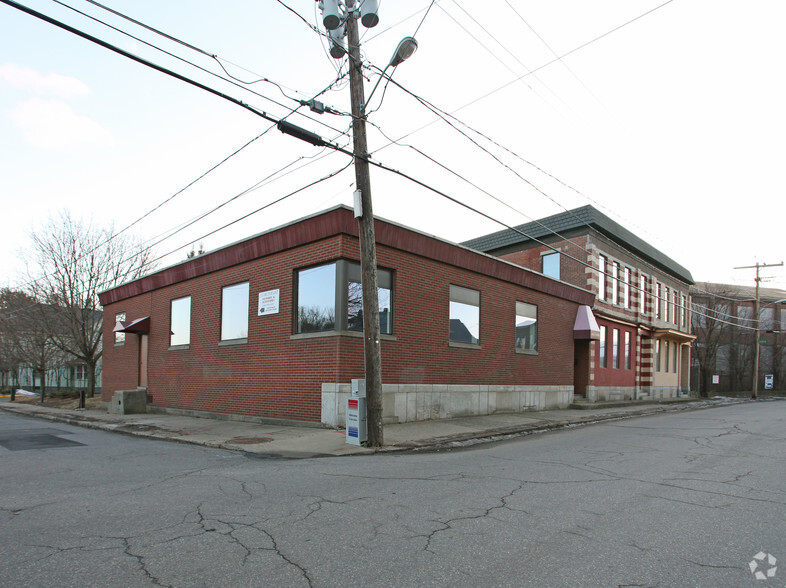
<box><xmin>258</xmin><ymin>289</ymin><xmax>280</xmax><ymax>316</ymax></box>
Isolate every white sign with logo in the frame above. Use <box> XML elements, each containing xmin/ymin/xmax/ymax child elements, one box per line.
<box><xmin>258</xmin><ymin>289</ymin><xmax>280</xmax><ymax>316</ymax></box>
<box><xmin>764</xmin><ymin>374</ymin><xmax>774</xmax><ymax>390</ymax></box>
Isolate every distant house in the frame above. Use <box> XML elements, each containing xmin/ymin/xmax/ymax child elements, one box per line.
<box><xmin>690</xmin><ymin>282</ymin><xmax>786</xmax><ymax>395</ymax></box>
<box><xmin>463</xmin><ymin>205</ymin><xmax>695</xmax><ymax>401</ymax></box>
<box><xmin>99</xmin><ymin>206</ymin><xmax>596</xmax><ymax>426</ymax></box>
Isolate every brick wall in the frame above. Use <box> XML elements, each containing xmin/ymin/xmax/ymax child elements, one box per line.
<box><xmin>103</xmin><ymin>229</ymin><xmax>584</xmax><ymax>423</ymax></box>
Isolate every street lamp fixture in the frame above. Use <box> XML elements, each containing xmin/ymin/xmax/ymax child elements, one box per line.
<box><xmin>389</xmin><ymin>36</ymin><xmax>418</xmax><ymax>67</ymax></box>
<box><xmin>363</xmin><ymin>36</ymin><xmax>418</xmax><ymax>111</ymax></box>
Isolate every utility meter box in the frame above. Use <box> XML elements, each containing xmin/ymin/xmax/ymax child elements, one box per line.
<box><xmin>351</xmin><ymin>378</ymin><xmax>366</xmax><ymax>398</ymax></box>
<box><xmin>346</xmin><ymin>396</ymin><xmax>368</xmax><ymax>445</ymax></box>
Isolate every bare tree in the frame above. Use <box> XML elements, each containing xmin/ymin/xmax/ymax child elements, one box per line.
<box><xmin>691</xmin><ymin>286</ymin><xmax>733</xmax><ymax>397</ymax></box>
<box><xmin>23</xmin><ymin>212</ymin><xmax>153</xmax><ymax>397</ymax></box>
<box><xmin>0</xmin><ymin>288</ymin><xmax>62</xmax><ymax>401</ymax></box>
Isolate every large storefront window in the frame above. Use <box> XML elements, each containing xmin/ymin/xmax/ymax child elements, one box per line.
<box><xmin>296</xmin><ymin>260</ymin><xmax>393</xmax><ymax>335</ymax></box>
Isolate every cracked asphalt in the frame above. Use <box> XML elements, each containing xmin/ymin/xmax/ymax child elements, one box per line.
<box><xmin>1</xmin><ymin>401</ymin><xmax>784</xmax><ymax>587</ymax></box>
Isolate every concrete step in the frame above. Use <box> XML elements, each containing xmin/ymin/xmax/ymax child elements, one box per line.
<box><xmin>570</xmin><ymin>397</ymin><xmax>695</xmax><ymax>410</ymax></box>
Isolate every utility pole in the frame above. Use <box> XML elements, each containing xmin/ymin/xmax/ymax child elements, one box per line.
<box><xmin>734</xmin><ymin>261</ymin><xmax>784</xmax><ymax>399</ymax></box>
<box><xmin>317</xmin><ymin>0</ymin><xmax>416</xmax><ymax>447</ymax></box>
<box><xmin>346</xmin><ymin>2</ymin><xmax>383</xmax><ymax>447</ymax></box>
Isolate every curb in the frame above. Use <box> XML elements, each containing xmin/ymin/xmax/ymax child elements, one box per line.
<box><xmin>0</xmin><ymin>397</ymin><xmax>766</xmax><ymax>457</ymax></box>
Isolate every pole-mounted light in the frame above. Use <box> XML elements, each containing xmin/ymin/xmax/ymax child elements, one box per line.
<box><xmin>389</xmin><ymin>36</ymin><xmax>418</xmax><ymax>67</ymax></box>
<box><xmin>363</xmin><ymin>36</ymin><xmax>418</xmax><ymax>111</ymax></box>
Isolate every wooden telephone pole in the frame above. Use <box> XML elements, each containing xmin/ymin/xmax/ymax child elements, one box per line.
<box><xmin>346</xmin><ymin>5</ymin><xmax>384</xmax><ymax>447</ymax></box>
<box><xmin>734</xmin><ymin>261</ymin><xmax>784</xmax><ymax>399</ymax></box>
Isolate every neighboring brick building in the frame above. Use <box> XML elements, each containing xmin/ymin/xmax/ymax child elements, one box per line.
<box><xmin>691</xmin><ymin>282</ymin><xmax>786</xmax><ymax>395</ymax></box>
<box><xmin>463</xmin><ymin>205</ymin><xmax>695</xmax><ymax>401</ymax></box>
<box><xmin>99</xmin><ymin>206</ymin><xmax>595</xmax><ymax>426</ymax></box>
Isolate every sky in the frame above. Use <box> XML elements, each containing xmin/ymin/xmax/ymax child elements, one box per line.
<box><xmin>1</xmin><ymin>0</ymin><xmax>784</xmax><ymax>294</ymax></box>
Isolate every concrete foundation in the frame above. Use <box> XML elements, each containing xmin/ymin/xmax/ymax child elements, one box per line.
<box><xmin>586</xmin><ymin>385</ymin><xmax>689</xmax><ymax>403</ymax></box>
<box><xmin>322</xmin><ymin>383</ymin><xmax>574</xmax><ymax>428</ymax></box>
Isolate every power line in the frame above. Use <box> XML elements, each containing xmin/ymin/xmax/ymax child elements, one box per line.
<box><xmin>142</xmin><ymin>160</ymin><xmax>353</xmax><ymax>270</ymax></box>
<box><xmin>46</xmin><ymin>0</ymin><xmax>350</xmax><ymax>138</ymax></box>
<box><xmin>501</xmin><ymin>0</ymin><xmax>606</xmax><ymax>111</ymax></box>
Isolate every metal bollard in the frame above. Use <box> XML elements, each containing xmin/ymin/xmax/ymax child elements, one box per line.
<box><xmin>79</xmin><ymin>390</ymin><xmax>86</xmax><ymax>409</ymax></box>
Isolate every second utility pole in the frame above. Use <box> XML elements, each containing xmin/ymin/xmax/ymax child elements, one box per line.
<box><xmin>346</xmin><ymin>4</ymin><xmax>384</xmax><ymax>447</ymax></box>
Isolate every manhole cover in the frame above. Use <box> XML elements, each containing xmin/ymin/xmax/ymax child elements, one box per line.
<box><xmin>228</xmin><ymin>437</ymin><xmax>273</xmax><ymax>445</ymax></box>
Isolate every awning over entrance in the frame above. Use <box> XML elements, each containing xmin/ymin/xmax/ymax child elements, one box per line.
<box><xmin>653</xmin><ymin>328</ymin><xmax>696</xmax><ymax>344</ymax></box>
<box><xmin>573</xmin><ymin>305</ymin><xmax>600</xmax><ymax>340</ymax></box>
<box><xmin>113</xmin><ymin>316</ymin><xmax>150</xmax><ymax>334</ymax></box>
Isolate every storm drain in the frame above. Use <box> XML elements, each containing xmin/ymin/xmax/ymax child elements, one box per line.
<box><xmin>227</xmin><ymin>437</ymin><xmax>274</xmax><ymax>445</ymax></box>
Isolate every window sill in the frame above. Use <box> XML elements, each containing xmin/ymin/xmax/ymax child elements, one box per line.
<box><xmin>515</xmin><ymin>348</ymin><xmax>538</xmax><ymax>356</ymax></box>
<box><xmin>219</xmin><ymin>338</ymin><xmax>248</xmax><ymax>347</ymax></box>
<box><xmin>291</xmin><ymin>330</ymin><xmax>397</xmax><ymax>341</ymax></box>
<box><xmin>169</xmin><ymin>344</ymin><xmax>190</xmax><ymax>351</ymax></box>
<box><xmin>449</xmin><ymin>341</ymin><xmax>481</xmax><ymax>350</ymax></box>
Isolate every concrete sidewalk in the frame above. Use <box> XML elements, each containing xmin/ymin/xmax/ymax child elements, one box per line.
<box><xmin>0</xmin><ymin>396</ymin><xmax>758</xmax><ymax>458</ymax></box>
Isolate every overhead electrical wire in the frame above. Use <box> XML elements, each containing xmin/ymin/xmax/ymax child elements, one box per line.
<box><xmin>137</xmin><ymin>160</ymin><xmax>354</xmax><ymax>270</ymax></box>
<box><xmin>360</xmin><ymin>72</ymin><xmax>699</xmax><ymax>316</ymax></box>
<box><xmin>501</xmin><ymin>0</ymin><xmax>605</xmax><ymax>111</ymax></box>
<box><xmin>110</xmin><ymin>74</ymin><xmax>350</xmax><ymax>245</ymax></box>
<box><xmin>8</xmin><ymin>0</ymin><xmax>693</xmax><ymax>322</ymax></box>
<box><xmin>2</xmin><ymin>0</ymin><xmax>707</xmax><ymax>332</ymax></box>
<box><xmin>86</xmin><ymin>0</ymin><xmax>328</xmax><ymax>103</ymax></box>
<box><xmin>0</xmin><ymin>0</ymin><xmax>358</xmax><ymax>294</ymax></box>
<box><xmin>49</xmin><ymin>0</ymin><xmax>350</xmax><ymax>139</ymax></box>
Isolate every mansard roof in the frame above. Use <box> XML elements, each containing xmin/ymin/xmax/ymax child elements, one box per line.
<box><xmin>462</xmin><ymin>205</ymin><xmax>694</xmax><ymax>285</ymax></box>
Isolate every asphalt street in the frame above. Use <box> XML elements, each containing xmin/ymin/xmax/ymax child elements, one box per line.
<box><xmin>1</xmin><ymin>402</ymin><xmax>783</xmax><ymax>587</ymax></box>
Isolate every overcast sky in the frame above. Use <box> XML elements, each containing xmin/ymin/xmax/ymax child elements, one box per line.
<box><xmin>1</xmin><ymin>0</ymin><xmax>784</xmax><ymax>292</ymax></box>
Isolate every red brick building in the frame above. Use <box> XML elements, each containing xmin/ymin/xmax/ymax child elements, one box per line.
<box><xmin>99</xmin><ymin>206</ymin><xmax>595</xmax><ymax>425</ymax></box>
<box><xmin>464</xmin><ymin>206</ymin><xmax>695</xmax><ymax>401</ymax></box>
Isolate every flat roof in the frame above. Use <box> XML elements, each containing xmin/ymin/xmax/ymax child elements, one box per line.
<box><xmin>99</xmin><ymin>206</ymin><xmax>595</xmax><ymax>308</ymax></box>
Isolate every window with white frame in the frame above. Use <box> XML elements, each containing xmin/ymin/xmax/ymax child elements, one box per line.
<box><xmin>599</xmin><ymin>326</ymin><xmax>607</xmax><ymax>368</ymax></box>
<box><xmin>655</xmin><ymin>339</ymin><xmax>661</xmax><ymax>371</ymax></box>
<box><xmin>450</xmin><ymin>285</ymin><xmax>480</xmax><ymax>345</ymax></box>
<box><xmin>611</xmin><ymin>262</ymin><xmax>619</xmax><ymax>305</ymax></box>
<box><xmin>612</xmin><ymin>328</ymin><xmax>619</xmax><ymax>368</ymax></box>
<box><xmin>515</xmin><ymin>301</ymin><xmax>538</xmax><ymax>352</ymax></box>
<box><xmin>598</xmin><ymin>255</ymin><xmax>606</xmax><ymax>301</ymax></box>
<box><xmin>640</xmin><ymin>275</ymin><xmax>647</xmax><ymax>314</ymax></box>
<box><xmin>680</xmin><ymin>295</ymin><xmax>688</xmax><ymax>328</ymax></box>
<box><xmin>624</xmin><ymin>331</ymin><xmax>631</xmax><ymax>369</ymax></box>
<box><xmin>221</xmin><ymin>282</ymin><xmax>249</xmax><ymax>341</ymax></box>
<box><xmin>673</xmin><ymin>290</ymin><xmax>680</xmax><ymax>325</ymax></box>
<box><xmin>655</xmin><ymin>283</ymin><xmax>661</xmax><ymax>318</ymax></box>
<box><xmin>664</xmin><ymin>286</ymin><xmax>670</xmax><ymax>322</ymax></box>
<box><xmin>623</xmin><ymin>267</ymin><xmax>630</xmax><ymax>308</ymax></box>
<box><xmin>665</xmin><ymin>340</ymin><xmax>670</xmax><ymax>371</ymax></box>
<box><xmin>74</xmin><ymin>365</ymin><xmax>88</xmax><ymax>381</ymax></box>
